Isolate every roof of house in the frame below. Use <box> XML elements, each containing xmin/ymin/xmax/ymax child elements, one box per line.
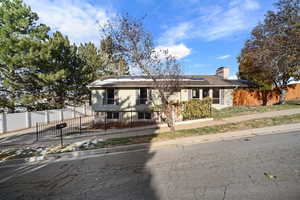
<box><xmin>88</xmin><ymin>75</ymin><xmax>253</xmax><ymax>88</ymax></box>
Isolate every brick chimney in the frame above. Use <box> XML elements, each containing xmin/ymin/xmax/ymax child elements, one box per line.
<box><xmin>216</xmin><ymin>67</ymin><xmax>229</xmax><ymax>79</ymax></box>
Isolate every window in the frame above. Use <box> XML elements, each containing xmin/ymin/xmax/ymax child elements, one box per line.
<box><xmin>220</xmin><ymin>89</ymin><xmax>225</xmax><ymax>105</ymax></box>
<box><xmin>106</xmin><ymin>88</ymin><xmax>115</xmax><ymax>104</ymax></box>
<box><xmin>192</xmin><ymin>88</ymin><xmax>200</xmax><ymax>99</ymax></box>
<box><xmin>203</xmin><ymin>88</ymin><xmax>209</xmax><ymax>98</ymax></box>
<box><xmin>138</xmin><ymin>112</ymin><xmax>152</xmax><ymax>119</ymax></box>
<box><xmin>213</xmin><ymin>88</ymin><xmax>220</xmax><ymax>104</ymax></box>
<box><xmin>138</xmin><ymin>88</ymin><xmax>148</xmax><ymax>104</ymax></box>
<box><xmin>107</xmin><ymin>112</ymin><xmax>119</xmax><ymax>119</ymax></box>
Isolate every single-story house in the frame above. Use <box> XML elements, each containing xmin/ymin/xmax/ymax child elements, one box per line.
<box><xmin>87</xmin><ymin>67</ymin><xmax>251</xmax><ymax>121</ymax></box>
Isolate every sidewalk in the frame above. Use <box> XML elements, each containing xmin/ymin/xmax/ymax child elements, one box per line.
<box><xmin>1</xmin><ymin>108</ymin><xmax>300</xmax><ymax>148</ymax></box>
<box><xmin>0</xmin><ymin>127</ymin><xmax>35</xmax><ymax>140</ymax></box>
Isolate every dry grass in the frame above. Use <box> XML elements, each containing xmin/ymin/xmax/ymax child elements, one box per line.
<box><xmin>102</xmin><ymin>113</ymin><xmax>300</xmax><ymax>147</ymax></box>
<box><xmin>212</xmin><ymin>104</ymin><xmax>300</xmax><ymax>119</ymax></box>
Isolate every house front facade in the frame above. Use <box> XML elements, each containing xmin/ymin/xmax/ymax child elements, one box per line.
<box><xmin>88</xmin><ymin>67</ymin><xmax>250</xmax><ymax>121</ymax></box>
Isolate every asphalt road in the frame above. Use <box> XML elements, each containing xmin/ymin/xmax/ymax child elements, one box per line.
<box><xmin>0</xmin><ymin>131</ymin><xmax>300</xmax><ymax>200</ymax></box>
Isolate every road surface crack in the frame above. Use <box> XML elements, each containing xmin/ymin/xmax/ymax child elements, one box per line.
<box><xmin>222</xmin><ymin>185</ymin><xmax>228</xmax><ymax>200</ymax></box>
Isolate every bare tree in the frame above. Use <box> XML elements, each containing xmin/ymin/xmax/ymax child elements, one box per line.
<box><xmin>100</xmin><ymin>15</ymin><xmax>182</xmax><ymax>132</ymax></box>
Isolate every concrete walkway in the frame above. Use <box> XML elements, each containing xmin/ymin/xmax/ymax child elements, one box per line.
<box><xmin>0</xmin><ymin>127</ymin><xmax>35</xmax><ymax>140</ymax></box>
<box><xmin>1</xmin><ymin>108</ymin><xmax>300</xmax><ymax>148</ymax></box>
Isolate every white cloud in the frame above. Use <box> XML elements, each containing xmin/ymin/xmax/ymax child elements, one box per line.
<box><xmin>157</xmin><ymin>23</ymin><xmax>192</xmax><ymax>60</ymax></box>
<box><xmin>202</xmin><ymin>7</ymin><xmax>248</xmax><ymax>41</ymax></box>
<box><xmin>158</xmin><ymin>22</ymin><xmax>191</xmax><ymax>45</ymax></box>
<box><xmin>217</xmin><ymin>55</ymin><xmax>231</xmax><ymax>59</ymax></box>
<box><xmin>156</xmin><ymin>43</ymin><xmax>191</xmax><ymax>59</ymax></box>
<box><xmin>158</xmin><ymin>0</ymin><xmax>261</xmax><ymax>42</ymax></box>
<box><xmin>230</xmin><ymin>0</ymin><xmax>260</xmax><ymax>10</ymax></box>
<box><xmin>25</xmin><ymin>0</ymin><xmax>113</xmax><ymax>45</ymax></box>
<box><xmin>244</xmin><ymin>0</ymin><xmax>260</xmax><ymax>10</ymax></box>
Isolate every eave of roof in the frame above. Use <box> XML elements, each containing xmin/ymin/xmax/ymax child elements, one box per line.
<box><xmin>87</xmin><ymin>75</ymin><xmax>252</xmax><ymax>88</ymax></box>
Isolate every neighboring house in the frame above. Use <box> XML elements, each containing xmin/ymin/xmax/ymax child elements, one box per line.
<box><xmin>88</xmin><ymin>67</ymin><xmax>250</xmax><ymax>121</ymax></box>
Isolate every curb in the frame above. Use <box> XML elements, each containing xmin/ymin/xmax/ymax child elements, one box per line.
<box><xmin>1</xmin><ymin>124</ymin><xmax>300</xmax><ymax>167</ymax></box>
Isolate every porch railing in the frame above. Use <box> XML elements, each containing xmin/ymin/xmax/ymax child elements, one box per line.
<box><xmin>103</xmin><ymin>98</ymin><xmax>119</xmax><ymax>105</ymax></box>
<box><xmin>136</xmin><ymin>98</ymin><xmax>149</xmax><ymax>105</ymax></box>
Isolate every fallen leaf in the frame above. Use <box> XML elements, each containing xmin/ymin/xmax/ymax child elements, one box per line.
<box><xmin>264</xmin><ymin>172</ymin><xmax>277</xmax><ymax>179</ymax></box>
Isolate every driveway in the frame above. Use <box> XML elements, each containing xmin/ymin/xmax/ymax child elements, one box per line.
<box><xmin>0</xmin><ymin>130</ymin><xmax>299</xmax><ymax>199</ymax></box>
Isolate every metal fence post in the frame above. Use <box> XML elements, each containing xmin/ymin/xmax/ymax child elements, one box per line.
<box><xmin>104</xmin><ymin>112</ymin><xmax>107</xmax><ymax>131</ymax></box>
<box><xmin>130</xmin><ymin>110</ymin><xmax>133</xmax><ymax>128</ymax></box>
<box><xmin>79</xmin><ymin>116</ymin><xmax>82</xmax><ymax>134</ymax></box>
<box><xmin>36</xmin><ymin>122</ymin><xmax>39</xmax><ymax>141</ymax></box>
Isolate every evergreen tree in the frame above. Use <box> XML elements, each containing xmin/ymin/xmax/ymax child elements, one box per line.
<box><xmin>100</xmin><ymin>36</ymin><xmax>130</xmax><ymax>75</ymax></box>
<box><xmin>0</xmin><ymin>0</ymin><xmax>125</xmax><ymax>112</ymax></box>
<box><xmin>37</xmin><ymin>31</ymin><xmax>75</xmax><ymax>109</ymax></box>
<box><xmin>0</xmin><ymin>0</ymin><xmax>50</xmax><ymax>112</ymax></box>
<box><xmin>78</xmin><ymin>42</ymin><xmax>106</xmax><ymax>80</ymax></box>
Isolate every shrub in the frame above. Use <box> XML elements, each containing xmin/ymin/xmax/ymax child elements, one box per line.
<box><xmin>180</xmin><ymin>97</ymin><xmax>212</xmax><ymax>120</ymax></box>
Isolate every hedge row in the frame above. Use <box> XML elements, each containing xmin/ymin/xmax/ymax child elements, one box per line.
<box><xmin>180</xmin><ymin>97</ymin><xmax>212</xmax><ymax>120</ymax></box>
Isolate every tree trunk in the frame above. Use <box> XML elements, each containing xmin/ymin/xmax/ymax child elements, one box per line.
<box><xmin>261</xmin><ymin>90</ymin><xmax>268</xmax><ymax>106</ymax></box>
<box><xmin>279</xmin><ymin>88</ymin><xmax>287</xmax><ymax>104</ymax></box>
<box><xmin>165</xmin><ymin>104</ymin><xmax>176</xmax><ymax>133</ymax></box>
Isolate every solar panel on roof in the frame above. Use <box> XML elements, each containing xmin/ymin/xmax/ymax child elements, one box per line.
<box><xmin>191</xmin><ymin>77</ymin><xmax>204</xmax><ymax>80</ymax></box>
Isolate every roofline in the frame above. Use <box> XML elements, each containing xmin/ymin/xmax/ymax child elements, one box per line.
<box><xmin>87</xmin><ymin>75</ymin><xmax>253</xmax><ymax>88</ymax></box>
<box><xmin>88</xmin><ymin>85</ymin><xmax>245</xmax><ymax>89</ymax></box>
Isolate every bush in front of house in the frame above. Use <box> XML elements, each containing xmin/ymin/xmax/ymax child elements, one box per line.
<box><xmin>180</xmin><ymin>97</ymin><xmax>212</xmax><ymax>120</ymax></box>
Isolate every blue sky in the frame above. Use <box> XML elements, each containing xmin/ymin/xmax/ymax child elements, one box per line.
<box><xmin>25</xmin><ymin>0</ymin><xmax>278</xmax><ymax>78</ymax></box>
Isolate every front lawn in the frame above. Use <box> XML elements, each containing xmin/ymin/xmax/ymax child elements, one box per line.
<box><xmin>103</xmin><ymin>113</ymin><xmax>300</xmax><ymax>147</ymax></box>
<box><xmin>212</xmin><ymin>103</ymin><xmax>300</xmax><ymax>119</ymax></box>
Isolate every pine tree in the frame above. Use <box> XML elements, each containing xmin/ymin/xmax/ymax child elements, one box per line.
<box><xmin>37</xmin><ymin>31</ymin><xmax>74</xmax><ymax>109</ymax></box>
<box><xmin>100</xmin><ymin>36</ymin><xmax>130</xmax><ymax>75</ymax></box>
<box><xmin>0</xmin><ymin>0</ymin><xmax>50</xmax><ymax>112</ymax></box>
<box><xmin>78</xmin><ymin>42</ymin><xmax>105</xmax><ymax>80</ymax></box>
<box><xmin>0</xmin><ymin>0</ymin><xmax>127</xmax><ymax>112</ymax></box>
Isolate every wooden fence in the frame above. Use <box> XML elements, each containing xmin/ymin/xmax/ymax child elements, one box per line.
<box><xmin>233</xmin><ymin>83</ymin><xmax>300</xmax><ymax>106</ymax></box>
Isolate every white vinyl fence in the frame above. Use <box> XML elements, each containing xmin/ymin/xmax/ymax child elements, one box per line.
<box><xmin>0</xmin><ymin>105</ymin><xmax>93</xmax><ymax>134</ymax></box>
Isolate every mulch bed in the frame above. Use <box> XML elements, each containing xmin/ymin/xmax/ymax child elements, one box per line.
<box><xmin>87</xmin><ymin>121</ymin><xmax>159</xmax><ymax>130</ymax></box>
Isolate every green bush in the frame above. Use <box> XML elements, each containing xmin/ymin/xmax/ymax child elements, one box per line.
<box><xmin>181</xmin><ymin>97</ymin><xmax>212</xmax><ymax>120</ymax></box>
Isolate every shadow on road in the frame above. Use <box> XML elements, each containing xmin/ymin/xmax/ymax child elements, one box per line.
<box><xmin>0</xmin><ymin>127</ymin><xmax>161</xmax><ymax>200</ymax></box>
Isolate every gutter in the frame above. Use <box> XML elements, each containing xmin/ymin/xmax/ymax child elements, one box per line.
<box><xmin>88</xmin><ymin>85</ymin><xmax>245</xmax><ymax>89</ymax></box>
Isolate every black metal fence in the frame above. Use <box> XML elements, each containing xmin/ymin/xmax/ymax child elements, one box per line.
<box><xmin>34</xmin><ymin>106</ymin><xmax>211</xmax><ymax>143</ymax></box>
<box><xmin>35</xmin><ymin>116</ymin><xmax>94</xmax><ymax>141</ymax></box>
<box><xmin>35</xmin><ymin>110</ymin><xmax>161</xmax><ymax>142</ymax></box>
